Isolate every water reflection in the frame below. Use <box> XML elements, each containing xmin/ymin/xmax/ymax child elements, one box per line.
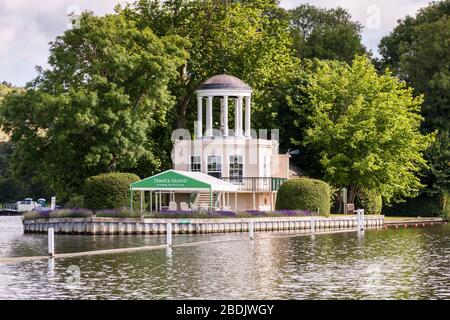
<box><xmin>0</xmin><ymin>216</ymin><xmax>450</xmax><ymax>299</ymax></box>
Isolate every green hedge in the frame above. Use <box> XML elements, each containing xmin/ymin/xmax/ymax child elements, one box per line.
<box><xmin>355</xmin><ymin>188</ymin><xmax>382</xmax><ymax>215</ymax></box>
<box><xmin>382</xmin><ymin>192</ymin><xmax>449</xmax><ymax>218</ymax></box>
<box><xmin>275</xmin><ymin>178</ymin><xmax>331</xmax><ymax>214</ymax></box>
<box><xmin>83</xmin><ymin>173</ymin><xmax>140</xmax><ymax>210</ymax></box>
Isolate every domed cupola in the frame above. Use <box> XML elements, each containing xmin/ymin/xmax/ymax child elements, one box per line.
<box><xmin>195</xmin><ymin>74</ymin><xmax>252</xmax><ymax>138</ymax></box>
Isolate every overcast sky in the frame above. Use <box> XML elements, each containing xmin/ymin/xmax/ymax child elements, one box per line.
<box><xmin>0</xmin><ymin>0</ymin><xmax>432</xmax><ymax>86</ymax></box>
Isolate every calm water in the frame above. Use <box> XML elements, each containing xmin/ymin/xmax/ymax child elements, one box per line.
<box><xmin>0</xmin><ymin>216</ymin><xmax>449</xmax><ymax>299</ymax></box>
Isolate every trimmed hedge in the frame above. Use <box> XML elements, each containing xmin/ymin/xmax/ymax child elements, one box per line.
<box><xmin>83</xmin><ymin>173</ymin><xmax>140</xmax><ymax>210</ymax></box>
<box><xmin>382</xmin><ymin>192</ymin><xmax>450</xmax><ymax>218</ymax></box>
<box><xmin>275</xmin><ymin>178</ymin><xmax>331</xmax><ymax>215</ymax></box>
<box><xmin>355</xmin><ymin>188</ymin><xmax>382</xmax><ymax>215</ymax></box>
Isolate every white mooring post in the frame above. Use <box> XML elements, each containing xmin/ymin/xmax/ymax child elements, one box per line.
<box><xmin>311</xmin><ymin>217</ymin><xmax>315</xmax><ymax>234</ymax></box>
<box><xmin>249</xmin><ymin>221</ymin><xmax>255</xmax><ymax>240</ymax></box>
<box><xmin>166</xmin><ymin>223</ymin><xmax>173</xmax><ymax>247</ymax></box>
<box><xmin>48</xmin><ymin>227</ymin><xmax>55</xmax><ymax>257</ymax></box>
<box><xmin>357</xmin><ymin>209</ymin><xmax>365</xmax><ymax>231</ymax></box>
<box><xmin>360</xmin><ymin>209</ymin><xmax>365</xmax><ymax>231</ymax></box>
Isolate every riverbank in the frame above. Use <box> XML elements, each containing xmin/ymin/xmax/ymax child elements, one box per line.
<box><xmin>384</xmin><ymin>216</ymin><xmax>446</xmax><ymax>228</ymax></box>
<box><xmin>22</xmin><ymin>215</ymin><xmax>384</xmax><ymax>235</ymax></box>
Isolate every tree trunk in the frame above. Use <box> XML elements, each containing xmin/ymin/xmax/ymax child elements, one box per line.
<box><xmin>109</xmin><ymin>157</ymin><xmax>117</xmax><ymax>173</ymax></box>
<box><xmin>175</xmin><ymin>94</ymin><xmax>191</xmax><ymax>129</ymax></box>
<box><xmin>348</xmin><ymin>185</ymin><xmax>359</xmax><ymax>205</ymax></box>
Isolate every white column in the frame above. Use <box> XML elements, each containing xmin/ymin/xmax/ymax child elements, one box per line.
<box><xmin>245</xmin><ymin>96</ymin><xmax>251</xmax><ymax>137</ymax></box>
<box><xmin>234</xmin><ymin>99</ymin><xmax>239</xmax><ymax>137</ymax></box>
<box><xmin>206</xmin><ymin>96</ymin><xmax>213</xmax><ymax>137</ymax></box>
<box><xmin>223</xmin><ymin>96</ymin><xmax>229</xmax><ymax>137</ymax></box>
<box><xmin>197</xmin><ymin>96</ymin><xmax>203</xmax><ymax>138</ymax></box>
<box><xmin>238</xmin><ymin>96</ymin><xmax>243</xmax><ymax>136</ymax></box>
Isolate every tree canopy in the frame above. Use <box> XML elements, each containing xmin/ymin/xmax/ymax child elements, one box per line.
<box><xmin>295</xmin><ymin>56</ymin><xmax>433</xmax><ymax>204</ymax></box>
<box><xmin>379</xmin><ymin>0</ymin><xmax>450</xmax><ymax>196</ymax></box>
<box><xmin>289</xmin><ymin>4</ymin><xmax>366</xmax><ymax>63</ymax></box>
<box><xmin>0</xmin><ymin>11</ymin><xmax>188</xmax><ymax>200</ymax></box>
<box><xmin>124</xmin><ymin>0</ymin><xmax>298</xmax><ymax>131</ymax></box>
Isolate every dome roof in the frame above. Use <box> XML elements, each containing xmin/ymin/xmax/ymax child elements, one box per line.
<box><xmin>198</xmin><ymin>74</ymin><xmax>252</xmax><ymax>91</ymax></box>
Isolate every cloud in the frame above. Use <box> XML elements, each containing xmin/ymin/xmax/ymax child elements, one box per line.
<box><xmin>0</xmin><ymin>0</ymin><xmax>430</xmax><ymax>86</ymax></box>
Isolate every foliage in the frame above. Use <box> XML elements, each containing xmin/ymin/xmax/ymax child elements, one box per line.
<box><xmin>379</xmin><ymin>1</ymin><xmax>450</xmax><ymax>199</ymax></box>
<box><xmin>23</xmin><ymin>208</ymin><xmax>93</xmax><ymax>220</ymax></box>
<box><xmin>275</xmin><ymin>178</ymin><xmax>331</xmax><ymax>214</ymax></box>
<box><xmin>83</xmin><ymin>172</ymin><xmax>140</xmax><ymax>210</ymax></box>
<box><xmin>289</xmin><ymin>4</ymin><xmax>366</xmax><ymax>63</ymax></box>
<box><xmin>382</xmin><ymin>192</ymin><xmax>449</xmax><ymax>218</ymax></box>
<box><xmin>65</xmin><ymin>195</ymin><xmax>85</xmax><ymax>209</ymax></box>
<box><xmin>422</xmin><ymin>131</ymin><xmax>450</xmax><ymax>195</ymax></box>
<box><xmin>125</xmin><ymin>0</ymin><xmax>298</xmax><ymax>131</ymax></box>
<box><xmin>355</xmin><ymin>188</ymin><xmax>382</xmax><ymax>215</ymax></box>
<box><xmin>95</xmin><ymin>207</ymin><xmax>141</xmax><ymax>218</ymax></box>
<box><xmin>295</xmin><ymin>55</ymin><xmax>433</xmax><ymax>204</ymax></box>
<box><xmin>0</xmin><ymin>141</ymin><xmax>52</xmax><ymax>203</ymax></box>
<box><xmin>0</xmin><ymin>11</ymin><xmax>188</xmax><ymax>201</ymax></box>
<box><xmin>143</xmin><ymin>210</ymin><xmax>318</xmax><ymax>219</ymax></box>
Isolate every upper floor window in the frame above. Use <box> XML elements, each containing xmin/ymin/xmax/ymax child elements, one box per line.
<box><xmin>207</xmin><ymin>155</ymin><xmax>222</xmax><ymax>178</ymax></box>
<box><xmin>229</xmin><ymin>155</ymin><xmax>243</xmax><ymax>183</ymax></box>
<box><xmin>190</xmin><ymin>155</ymin><xmax>201</xmax><ymax>172</ymax></box>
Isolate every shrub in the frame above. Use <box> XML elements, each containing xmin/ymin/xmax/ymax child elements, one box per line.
<box><xmin>23</xmin><ymin>209</ymin><xmax>93</xmax><ymax>220</ymax></box>
<box><xmin>443</xmin><ymin>192</ymin><xmax>450</xmax><ymax>220</ymax></box>
<box><xmin>65</xmin><ymin>195</ymin><xmax>85</xmax><ymax>208</ymax></box>
<box><xmin>95</xmin><ymin>207</ymin><xmax>141</xmax><ymax>218</ymax></box>
<box><xmin>83</xmin><ymin>173</ymin><xmax>140</xmax><ymax>210</ymax></box>
<box><xmin>382</xmin><ymin>192</ymin><xmax>449</xmax><ymax>217</ymax></box>
<box><xmin>275</xmin><ymin>178</ymin><xmax>331</xmax><ymax>215</ymax></box>
<box><xmin>355</xmin><ymin>188</ymin><xmax>382</xmax><ymax>215</ymax></box>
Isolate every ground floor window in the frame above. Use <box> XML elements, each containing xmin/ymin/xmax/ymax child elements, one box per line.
<box><xmin>190</xmin><ymin>155</ymin><xmax>201</xmax><ymax>172</ymax></box>
<box><xmin>229</xmin><ymin>155</ymin><xmax>243</xmax><ymax>183</ymax></box>
<box><xmin>207</xmin><ymin>155</ymin><xmax>222</xmax><ymax>178</ymax></box>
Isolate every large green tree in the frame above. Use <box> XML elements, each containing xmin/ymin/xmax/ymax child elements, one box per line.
<box><xmin>0</xmin><ymin>11</ymin><xmax>188</xmax><ymax>200</ymax></box>
<box><xmin>124</xmin><ymin>0</ymin><xmax>298</xmax><ymax>131</ymax></box>
<box><xmin>379</xmin><ymin>0</ymin><xmax>450</xmax><ymax>195</ymax></box>
<box><xmin>289</xmin><ymin>4</ymin><xmax>366</xmax><ymax>63</ymax></box>
<box><xmin>294</xmin><ymin>56</ymin><xmax>433</xmax><ymax>204</ymax></box>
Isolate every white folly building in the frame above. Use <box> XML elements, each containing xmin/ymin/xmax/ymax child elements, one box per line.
<box><xmin>131</xmin><ymin>75</ymin><xmax>289</xmax><ymax>212</ymax></box>
<box><xmin>172</xmin><ymin>74</ymin><xmax>290</xmax><ymax>211</ymax></box>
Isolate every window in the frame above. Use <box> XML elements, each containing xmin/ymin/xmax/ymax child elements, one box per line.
<box><xmin>207</xmin><ymin>155</ymin><xmax>222</xmax><ymax>178</ymax></box>
<box><xmin>190</xmin><ymin>156</ymin><xmax>201</xmax><ymax>172</ymax></box>
<box><xmin>229</xmin><ymin>155</ymin><xmax>243</xmax><ymax>183</ymax></box>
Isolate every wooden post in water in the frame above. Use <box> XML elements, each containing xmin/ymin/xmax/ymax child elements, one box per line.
<box><xmin>311</xmin><ymin>217</ymin><xmax>315</xmax><ymax>234</ymax></box>
<box><xmin>48</xmin><ymin>227</ymin><xmax>55</xmax><ymax>257</ymax></box>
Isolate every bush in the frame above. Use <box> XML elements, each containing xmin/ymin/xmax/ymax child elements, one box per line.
<box><xmin>83</xmin><ymin>173</ymin><xmax>140</xmax><ymax>210</ymax></box>
<box><xmin>65</xmin><ymin>195</ymin><xmax>85</xmax><ymax>208</ymax></box>
<box><xmin>382</xmin><ymin>192</ymin><xmax>449</xmax><ymax>217</ymax></box>
<box><xmin>95</xmin><ymin>208</ymin><xmax>141</xmax><ymax>218</ymax></box>
<box><xmin>23</xmin><ymin>209</ymin><xmax>93</xmax><ymax>220</ymax></box>
<box><xmin>355</xmin><ymin>188</ymin><xmax>382</xmax><ymax>215</ymax></box>
<box><xmin>275</xmin><ymin>178</ymin><xmax>331</xmax><ymax>215</ymax></box>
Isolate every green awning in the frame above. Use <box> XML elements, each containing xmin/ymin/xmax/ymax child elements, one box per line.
<box><xmin>130</xmin><ymin>170</ymin><xmax>237</xmax><ymax>192</ymax></box>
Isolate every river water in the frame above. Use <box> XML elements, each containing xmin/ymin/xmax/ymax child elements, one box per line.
<box><xmin>0</xmin><ymin>216</ymin><xmax>449</xmax><ymax>299</ymax></box>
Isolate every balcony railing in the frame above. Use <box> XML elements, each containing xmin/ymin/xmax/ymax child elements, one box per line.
<box><xmin>221</xmin><ymin>177</ymin><xmax>287</xmax><ymax>192</ymax></box>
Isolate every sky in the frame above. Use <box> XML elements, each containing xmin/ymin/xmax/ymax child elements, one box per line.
<box><xmin>0</xmin><ymin>0</ymin><xmax>432</xmax><ymax>86</ymax></box>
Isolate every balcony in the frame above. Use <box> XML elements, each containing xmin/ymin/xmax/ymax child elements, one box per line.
<box><xmin>221</xmin><ymin>177</ymin><xmax>287</xmax><ymax>192</ymax></box>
